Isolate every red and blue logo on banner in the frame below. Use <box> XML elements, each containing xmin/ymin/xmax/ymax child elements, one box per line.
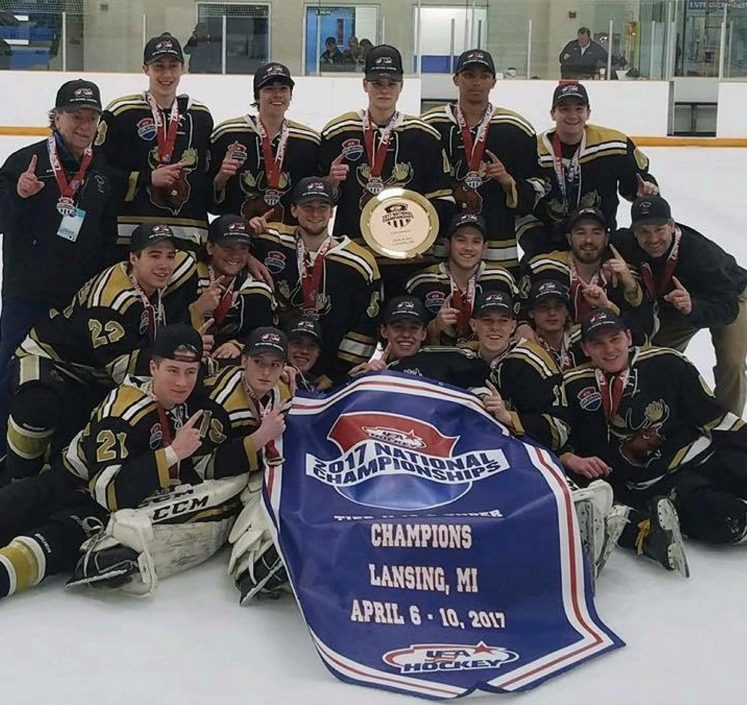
<box><xmin>264</xmin><ymin>372</ymin><xmax>623</xmax><ymax>699</ymax></box>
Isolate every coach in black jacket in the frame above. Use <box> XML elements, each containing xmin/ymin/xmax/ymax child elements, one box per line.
<box><xmin>0</xmin><ymin>79</ymin><xmax>121</xmax><ymax>453</ymax></box>
<box><xmin>559</xmin><ymin>28</ymin><xmax>608</xmax><ymax>79</ymax></box>
<box><xmin>612</xmin><ymin>196</ymin><xmax>747</xmax><ymax>415</ymax></box>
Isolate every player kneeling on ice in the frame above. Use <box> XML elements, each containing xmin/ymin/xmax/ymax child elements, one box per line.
<box><xmin>562</xmin><ymin>309</ymin><xmax>747</xmax><ymax>578</ymax></box>
<box><xmin>0</xmin><ymin>325</ymin><xmax>230</xmax><ymax>598</ymax></box>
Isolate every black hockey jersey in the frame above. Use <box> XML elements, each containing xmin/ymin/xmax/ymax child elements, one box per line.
<box><xmin>387</xmin><ymin>346</ymin><xmax>490</xmax><ymax>390</ymax></box>
<box><xmin>516</xmin><ymin>124</ymin><xmax>655</xmax><ymax>255</ymax></box>
<box><xmin>564</xmin><ymin>347</ymin><xmax>747</xmax><ymax>494</ymax></box>
<box><xmin>522</xmin><ymin>249</ymin><xmax>654</xmax><ymax>344</ymax></box>
<box><xmin>61</xmin><ymin>377</ymin><xmax>207</xmax><ymax>511</ymax></box>
<box><xmin>94</xmin><ymin>92</ymin><xmax>213</xmax><ymax>251</ymax></box>
<box><xmin>15</xmin><ymin>253</ymin><xmax>195</xmax><ymax>386</ymax></box>
<box><xmin>187</xmin><ymin>261</ymin><xmax>277</xmax><ymax>347</ymax></box>
<box><xmin>405</xmin><ymin>261</ymin><xmax>517</xmax><ymax>345</ymax></box>
<box><xmin>422</xmin><ymin>103</ymin><xmax>538</xmax><ymax>275</ymax></box>
<box><xmin>319</xmin><ymin>110</ymin><xmax>454</xmax><ymax>265</ymax></box>
<box><xmin>253</xmin><ymin>225</ymin><xmax>382</xmax><ymax>383</ymax></box>
<box><xmin>208</xmin><ymin>115</ymin><xmax>320</xmax><ymax>224</ymax></box>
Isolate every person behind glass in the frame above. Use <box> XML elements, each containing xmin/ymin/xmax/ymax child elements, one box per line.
<box><xmin>209</xmin><ymin>61</ymin><xmax>321</xmax><ymax>236</ymax></box>
<box><xmin>344</xmin><ymin>36</ymin><xmax>362</xmax><ymax>66</ymax></box>
<box><xmin>422</xmin><ymin>49</ymin><xmax>538</xmax><ymax>277</ymax></box>
<box><xmin>559</xmin><ymin>27</ymin><xmax>608</xmax><ymax>80</ymax></box>
<box><xmin>94</xmin><ymin>33</ymin><xmax>213</xmax><ymax>255</ymax></box>
<box><xmin>184</xmin><ymin>22</ymin><xmax>220</xmax><ymax>74</ymax></box>
<box><xmin>320</xmin><ymin>36</ymin><xmax>346</xmax><ymax>65</ymax></box>
<box><xmin>516</xmin><ymin>81</ymin><xmax>658</xmax><ymax>258</ymax></box>
<box><xmin>320</xmin><ymin>44</ymin><xmax>454</xmax><ymax>297</ymax></box>
<box><xmin>187</xmin><ymin>214</ymin><xmax>276</xmax><ymax>365</ymax></box>
<box><xmin>0</xmin><ymin>79</ymin><xmax>120</xmax><ymax>459</ymax></box>
<box><xmin>612</xmin><ymin>196</ymin><xmax>747</xmax><ymax>416</ymax></box>
<box><xmin>285</xmin><ymin>316</ymin><xmax>328</xmax><ymax>392</ymax></box>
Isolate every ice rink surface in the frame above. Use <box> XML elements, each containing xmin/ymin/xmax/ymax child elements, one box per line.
<box><xmin>1</xmin><ymin>141</ymin><xmax>745</xmax><ymax>704</ymax></box>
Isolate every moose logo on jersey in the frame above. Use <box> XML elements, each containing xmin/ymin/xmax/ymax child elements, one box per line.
<box><xmin>305</xmin><ymin>410</ymin><xmax>509</xmax><ymax>510</ymax></box>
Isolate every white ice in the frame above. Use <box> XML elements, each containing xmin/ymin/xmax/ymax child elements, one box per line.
<box><xmin>1</xmin><ymin>142</ymin><xmax>745</xmax><ymax>704</ymax></box>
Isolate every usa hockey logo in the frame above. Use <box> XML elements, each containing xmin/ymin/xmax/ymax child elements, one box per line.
<box><xmin>305</xmin><ymin>411</ymin><xmax>509</xmax><ymax>510</ymax></box>
<box><xmin>383</xmin><ymin>642</ymin><xmax>519</xmax><ymax>674</ymax></box>
<box><xmin>137</xmin><ymin>117</ymin><xmax>157</xmax><ymax>141</ymax></box>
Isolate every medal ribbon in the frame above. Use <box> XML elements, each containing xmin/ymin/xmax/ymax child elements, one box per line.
<box><xmin>257</xmin><ymin>118</ymin><xmax>289</xmax><ymax>190</ymax></box>
<box><xmin>447</xmin><ymin>267</ymin><xmax>477</xmax><ymax>340</ymax></box>
<box><xmin>297</xmin><ymin>235</ymin><xmax>334</xmax><ymax>311</ymax></box>
<box><xmin>362</xmin><ymin>110</ymin><xmax>399</xmax><ymax>180</ymax></box>
<box><xmin>208</xmin><ymin>267</ymin><xmax>236</xmax><ymax>329</ymax></box>
<box><xmin>155</xmin><ymin>403</ymin><xmax>179</xmax><ymax>478</ymax></box>
<box><xmin>145</xmin><ymin>92</ymin><xmax>180</xmax><ymax>165</ymax></box>
<box><xmin>456</xmin><ymin>102</ymin><xmax>492</xmax><ymax>177</ymax></box>
<box><xmin>130</xmin><ymin>270</ymin><xmax>164</xmax><ymax>342</ymax></box>
<box><xmin>595</xmin><ymin>368</ymin><xmax>629</xmax><ymax>422</ymax></box>
<box><xmin>247</xmin><ymin>386</ymin><xmax>282</xmax><ymax>464</ymax></box>
<box><xmin>47</xmin><ymin>134</ymin><xmax>93</xmax><ymax>203</ymax></box>
<box><xmin>569</xmin><ymin>261</ymin><xmax>605</xmax><ymax>319</ymax></box>
<box><xmin>640</xmin><ymin>228</ymin><xmax>681</xmax><ymax>299</ymax></box>
<box><xmin>551</xmin><ymin>131</ymin><xmax>583</xmax><ymax>211</ymax></box>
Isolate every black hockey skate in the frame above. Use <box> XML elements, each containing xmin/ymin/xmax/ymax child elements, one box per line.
<box><xmin>237</xmin><ymin>544</ymin><xmax>288</xmax><ymax>605</ymax></box>
<box><xmin>638</xmin><ymin>496</ymin><xmax>690</xmax><ymax>578</ymax></box>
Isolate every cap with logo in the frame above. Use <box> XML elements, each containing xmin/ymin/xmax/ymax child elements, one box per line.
<box><xmin>287</xmin><ymin>316</ymin><xmax>323</xmax><ymax>345</ymax></box>
<box><xmin>631</xmin><ymin>195</ymin><xmax>672</xmax><ymax>229</ymax></box>
<box><xmin>55</xmin><ymin>79</ymin><xmax>102</xmax><ymax>113</ymax></box>
<box><xmin>144</xmin><ymin>33</ymin><xmax>184</xmax><ymax>64</ymax></box>
<box><xmin>455</xmin><ymin>49</ymin><xmax>496</xmax><ymax>76</ymax></box>
<box><xmin>152</xmin><ymin>323</ymin><xmax>203</xmax><ymax>362</ymax></box>
<box><xmin>552</xmin><ymin>81</ymin><xmax>589</xmax><ymax>108</ymax></box>
<box><xmin>567</xmin><ymin>207</ymin><xmax>608</xmax><ymax>232</ymax></box>
<box><xmin>244</xmin><ymin>326</ymin><xmax>288</xmax><ymax>359</ymax></box>
<box><xmin>473</xmin><ymin>291</ymin><xmax>515</xmax><ymax>318</ymax></box>
<box><xmin>129</xmin><ymin>223</ymin><xmax>178</xmax><ymax>253</ymax></box>
<box><xmin>446</xmin><ymin>212</ymin><xmax>487</xmax><ymax>239</ymax></box>
<box><xmin>383</xmin><ymin>296</ymin><xmax>427</xmax><ymax>325</ymax></box>
<box><xmin>291</xmin><ymin>176</ymin><xmax>335</xmax><ymax>206</ymax></box>
<box><xmin>580</xmin><ymin>309</ymin><xmax>627</xmax><ymax>342</ymax></box>
<box><xmin>364</xmin><ymin>44</ymin><xmax>404</xmax><ymax>81</ymax></box>
<box><xmin>529</xmin><ymin>279</ymin><xmax>570</xmax><ymax>306</ymax></box>
<box><xmin>208</xmin><ymin>214</ymin><xmax>253</xmax><ymax>246</ymax></box>
<box><xmin>253</xmin><ymin>62</ymin><xmax>295</xmax><ymax>94</ymax></box>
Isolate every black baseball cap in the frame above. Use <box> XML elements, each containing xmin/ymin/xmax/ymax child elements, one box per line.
<box><xmin>552</xmin><ymin>81</ymin><xmax>589</xmax><ymax>108</ymax></box>
<box><xmin>152</xmin><ymin>324</ymin><xmax>203</xmax><ymax>362</ymax></box>
<box><xmin>446</xmin><ymin>212</ymin><xmax>487</xmax><ymax>239</ymax></box>
<box><xmin>253</xmin><ymin>62</ymin><xmax>295</xmax><ymax>94</ymax></box>
<box><xmin>243</xmin><ymin>327</ymin><xmax>288</xmax><ymax>360</ymax></box>
<box><xmin>473</xmin><ymin>291</ymin><xmax>515</xmax><ymax>318</ymax></box>
<box><xmin>144</xmin><ymin>33</ymin><xmax>184</xmax><ymax>64</ymax></box>
<box><xmin>567</xmin><ymin>207</ymin><xmax>609</xmax><ymax>232</ymax></box>
<box><xmin>55</xmin><ymin>79</ymin><xmax>102</xmax><ymax>112</ymax></box>
<box><xmin>631</xmin><ymin>195</ymin><xmax>672</xmax><ymax>229</ymax></box>
<box><xmin>580</xmin><ymin>309</ymin><xmax>627</xmax><ymax>342</ymax></box>
<box><xmin>129</xmin><ymin>223</ymin><xmax>178</xmax><ymax>252</ymax></box>
<box><xmin>364</xmin><ymin>44</ymin><xmax>403</xmax><ymax>81</ymax></box>
<box><xmin>287</xmin><ymin>316</ymin><xmax>322</xmax><ymax>345</ymax></box>
<box><xmin>208</xmin><ymin>214</ymin><xmax>253</xmax><ymax>246</ymax></box>
<box><xmin>529</xmin><ymin>279</ymin><xmax>570</xmax><ymax>306</ymax></box>
<box><xmin>291</xmin><ymin>177</ymin><xmax>335</xmax><ymax>206</ymax></box>
<box><xmin>382</xmin><ymin>296</ymin><xmax>427</xmax><ymax>325</ymax></box>
<box><xmin>455</xmin><ymin>49</ymin><xmax>496</xmax><ymax>76</ymax></box>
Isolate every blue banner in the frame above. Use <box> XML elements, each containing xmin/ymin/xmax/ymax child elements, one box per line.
<box><xmin>264</xmin><ymin>372</ymin><xmax>623</xmax><ymax>699</ymax></box>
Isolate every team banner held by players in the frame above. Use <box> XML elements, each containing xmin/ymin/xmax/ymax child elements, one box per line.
<box><xmin>263</xmin><ymin>372</ymin><xmax>623</xmax><ymax>699</ymax></box>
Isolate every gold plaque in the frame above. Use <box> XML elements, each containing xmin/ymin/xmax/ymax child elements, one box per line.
<box><xmin>360</xmin><ymin>188</ymin><xmax>439</xmax><ymax>260</ymax></box>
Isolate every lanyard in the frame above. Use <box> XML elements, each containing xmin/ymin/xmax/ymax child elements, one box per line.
<box><xmin>641</xmin><ymin>229</ymin><xmax>682</xmax><ymax>299</ymax></box>
<box><xmin>47</xmin><ymin>134</ymin><xmax>93</xmax><ymax>216</ymax></box>
<box><xmin>297</xmin><ymin>235</ymin><xmax>334</xmax><ymax>313</ymax></box>
<box><xmin>145</xmin><ymin>92</ymin><xmax>180</xmax><ymax>165</ymax></box>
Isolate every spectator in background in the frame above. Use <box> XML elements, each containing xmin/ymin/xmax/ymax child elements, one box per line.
<box><xmin>344</xmin><ymin>36</ymin><xmax>361</xmax><ymax>66</ymax></box>
<box><xmin>184</xmin><ymin>22</ymin><xmax>220</xmax><ymax>74</ymax></box>
<box><xmin>559</xmin><ymin>27</ymin><xmax>608</xmax><ymax>79</ymax></box>
<box><xmin>320</xmin><ymin>36</ymin><xmax>346</xmax><ymax>65</ymax></box>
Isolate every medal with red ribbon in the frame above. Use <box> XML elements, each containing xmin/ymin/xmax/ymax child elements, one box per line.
<box><xmin>297</xmin><ymin>235</ymin><xmax>333</xmax><ymax>313</ymax></box>
<box><xmin>569</xmin><ymin>261</ymin><xmax>606</xmax><ymax>319</ymax></box>
<box><xmin>362</xmin><ymin>110</ymin><xmax>399</xmax><ymax>195</ymax></box>
<box><xmin>130</xmin><ymin>270</ymin><xmax>164</xmax><ymax>342</ymax></box>
<box><xmin>258</xmin><ymin>117</ymin><xmax>289</xmax><ymax>206</ymax></box>
<box><xmin>47</xmin><ymin>134</ymin><xmax>93</xmax><ymax>217</ymax></box>
<box><xmin>246</xmin><ymin>386</ymin><xmax>283</xmax><ymax>466</ymax></box>
<box><xmin>551</xmin><ymin>131</ymin><xmax>583</xmax><ymax>211</ymax></box>
<box><xmin>447</xmin><ymin>266</ymin><xmax>477</xmax><ymax>340</ymax></box>
<box><xmin>640</xmin><ymin>229</ymin><xmax>681</xmax><ymax>299</ymax></box>
<box><xmin>456</xmin><ymin>102</ymin><xmax>492</xmax><ymax>190</ymax></box>
<box><xmin>146</xmin><ymin>92</ymin><xmax>180</xmax><ymax>165</ymax></box>
<box><xmin>595</xmin><ymin>368</ymin><xmax>629</xmax><ymax>423</ymax></box>
<box><xmin>208</xmin><ymin>268</ymin><xmax>236</xmax><ymax>329</ymax></box>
